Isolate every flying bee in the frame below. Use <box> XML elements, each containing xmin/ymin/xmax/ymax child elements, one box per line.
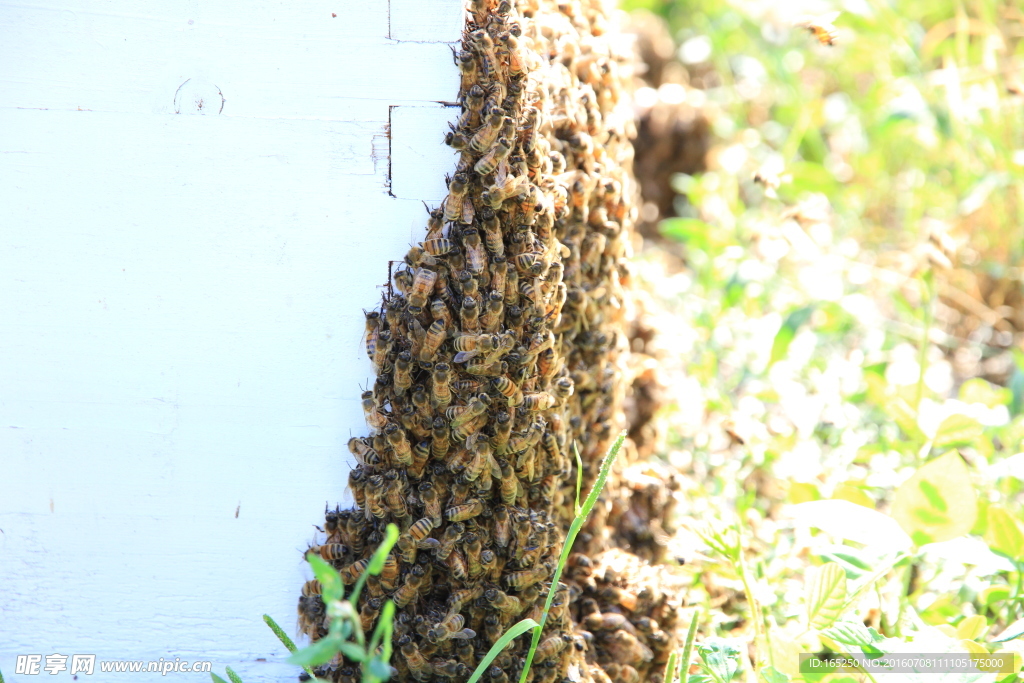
<box><xmin>436</xmin><ymin>521</ymin><xmax>465</xmax><ymax>560</ymax></box>
<box><xmin>431</xmin><ymin>363</ymin><xmax>453</xmax><ymax>410</ymax></box>
<box><xmin>470</xmin><ymin>108</ymin><xmax>506</xmax><ymax>153</ymax></box>
<box><xmin>444</xmin><ymin>173</ymin><xmax>470</xmax><ymax>222</ymax></box>
<box><xmin>484</xmin><ymin>588</ymin><xmax>524</xmax><ymax>616</ymax></box>
<box><xmin>385</xmin><ymin>423</ymin><xmax>413</xmax><ymax>467</ymax></box>
<box><xmin>796</xmin><ymin>11</ymin><xmax>841</xmax><ymax>46</ymax></box>
<box><xmin>445</xmin><ymin>498</ymin><xmax>484</xmax><ymax>522</ymax></box>
<box><xmin>460</xmin><ymin>295</ymin><xmax>481</xmax><ymax>334</ymax></box>
<box><xmin>394</xmin><ymin>352</ymin><xmax>414</xmax><ymax>397</ymax></box>
<box><xmin>475</xmin><ymin>137</ymin><xmax>513</xmax><ymax>176</ymax></box>
<box><xmin>480</xmin><ymin>291</ymin><xmax>505</xmax><ymax>333</ymax></box>
<box><xmin>447</xmin><ymin>394</ymin><xmax>491</xmax><ymax>429</ymax></box>
<box><xmin>419</xmin><ymin>481</ymin><xmax>442</xmax><ymax>527</ymax></box>
<box><xmin>338</xmin><ymin>558</ymin><xmax>370</xmax><ymax>584</ymax></box>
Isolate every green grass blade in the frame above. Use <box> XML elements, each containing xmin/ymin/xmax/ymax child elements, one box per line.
<box><xmin>666</xmin><ymin>652</ymin><xmax>678</xmax><ymax>683</ymax></box>
<box><xmin>679</xmin><ymin>618</ymin><xmax>699</xmax><ymax>682</ymax></box>
<box><xmin>369</xmin><ymin>599</ymin><xmax>396</xmax><ymax>656</ymax></box>
<box><xmin>467</xmin><ymin>618</ymin><xmax>540</xmax><ymax>683</ymax></box>
<box><xmin>518</xmin><ymin>431</ymin><xmax>626</xmax><ymax>683</ymax></box>
<box><xmin>225</xmin><ymin>666</ymin><xmax>244</xmax><ymax>683</ymax></box>
<box><xmin>264</xmin><ymin>614</ymin><xmax>319</xmax><ymax>680</ymax></box>
<box><xmin>211</xmin><ymin>674</ymin><xmax>230</xmax><ymax>683</ymax></box>
<box><xmin>573</xmin><ymin>441</ymin><xmax>584</xmax><ymax>516</ymax></box>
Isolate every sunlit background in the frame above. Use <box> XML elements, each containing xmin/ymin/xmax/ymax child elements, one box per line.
<box><xmin>616</xmin><ymin>0</ymin><xmax>1024</xmax><ymax>678</ymax></box>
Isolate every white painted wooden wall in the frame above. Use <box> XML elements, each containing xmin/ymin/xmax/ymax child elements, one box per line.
<box><xmin>0</xmin><ymin>1</ymin><xmax>462</xmax><ymax>679</ymax></box>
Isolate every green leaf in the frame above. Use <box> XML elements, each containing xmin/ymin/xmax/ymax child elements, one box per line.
<box><xmin>759</xmin><ymin>666</ymin><xmax>791</xmax><ymax>683</ymax></box>
<box><xmin>338</xmin><ymin>642</ymin><xmax>368</xmax><ymax>662</ymax></box>
<box><xmin>306</xmin><ymin>552</ymin><xmax>344</xmax><ymax>603</ymax></box>
<box><xmin>211</xmin><ymin>675</ymin><xmax>230</xmax><ymax>683</ymax></box>
<box><xmin>696</xmin><ymin>639</ymin><xmax>742</xmax><ymax>683</ymax></box>
<box><xmin>769</xmin><ymin>305</ymin><xmax>816</xmax><ymax>366</ymax></box>
<box><xmin>820</xmin><ymin>622</ymin><xmax>886</xmax><ymax>653</ymax></box>
<box><xmin>984</xmin><ymin>506</ymin><xmax>1024</xmax><ymax>560</ymax></box>
<box><xmin>959</xmin><ymin>378</ymin><xmax>1012</xmax><ymax>408</ymax></box>
<box><xmin>807</xmin><ymin>563</ymin><xmax>848</xmax><ymax>630</ymax></box>
<box><xmin>933</xmin><ymin>413</ymin><xmax>985</xmax><ymax>450</ymax></box>
<box><xmin>891</xmin><ymin>451</ymin><xmax>978</xmax><ymax>545</ymax></box>
<box><xmin>368</xmin><ymin>524</ymin><xmax>401</xmax><ymax>575</ymax></box>
<box><xmin>660</xmin><ymin>218</ymin><xmax>715</xmax><ymax>250</ymax></box>
<box><xmin>886</xmin><ymin>396</ymin><xmax>927</xmax><ymax>444</ymax></box>
<box><xmin>993</xmin><ymin>617</ymin><xmax>1024</xmax><ymax>642</ymax></box>
<box><xmin>289</xmin><ymin>635</ymin><xmax>343</xmax><ymax>667</ymax></box>
<box><xmin>468</xmin><ymin>619</ymin><xmax>539</xmax><ymax>683</ymax></box>
<box><xmin>367</xmin><ymin>657</ymin><xmax>393</xmax><ymax>682</ymax></box>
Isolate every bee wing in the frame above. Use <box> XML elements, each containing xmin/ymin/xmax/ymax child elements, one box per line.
<box><xmin>417</xmin><ymin>538</ymin><xmax>442</xmax><ymax>550</ymax></box>
<box><xmin>451</xmin><ymin>628</ymin><xmax>477</xmax><ymax>640</ymax></box>
<box><xmin>453</xmin><ymin>349</ymin><xmax>480</xmax><ymax>363</ymax></box>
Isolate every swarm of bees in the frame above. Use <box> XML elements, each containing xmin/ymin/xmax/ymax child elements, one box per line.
<box><xmin>295</xmin><ymin>1</ymin><xmax>684</xmax><ymax>681</ymax></box>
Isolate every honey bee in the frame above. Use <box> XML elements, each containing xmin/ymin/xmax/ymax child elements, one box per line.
<box><xmin>384</xmin><ymin>470</ymin><xmax>410</xmax><ymax>520</ymax></box>
<box><xmin>372</xmin><ymin>328</ymin><xmax>393</xmax><ymax>374</ymax></box>
<box><xmin>499</xmin><ymin>460</ymin><xmax>519</xmax><ymax>505</ymax></box>
<box><xmin>385</xmin><ymin>423</ymin><xmax>413</xmax><ymax>467</ymax></box>
<box><xmin>460</xmin><ymin>295</ymin><xmax>481</xmax><ymax>334</ymax></box>
<box><xmin>490</xmin><ymin>256</ymin><xmax>507</xmax><ymax>296</ymax></box>
<box><xmin>464</xmin><ymin>359</ymin><xmax>507</xmax><ymax>378</ymax></box>
<box><xmin>365</xmin><ymin>475</ymin><xmax>388</xmax><ymax>519</ymax></box>
<box><xmin>485</xmin><ymin>588</ymin><xmax>524</xmax><ymax>616</ymax></box>
<box><xmin>431</xmin><ymin>363</ymin><xmax>453</xmax><ymax>410</ymax></box>
<box><xmin>432</xmin><ymin>659</ymin><xmax>470</xmax><ymax>679</ymax></box>
<box><xmin>796</xmin><ymin>11</ymin><xmax>841</xmax><ymax>46</ymax></box>
<box><xmin>394</xmin><ymin>352</ymin><xmax>414</xmax><ymax>397</ymax></box>
<box><xmin>470</xmin><ymin>108</ymin><xmax>506</xmax><ymax>153</ymax></box>
<box><xmin>399</xmin><ymin>636</ymin><xmax>431</xmax><ymax>682</ymax></box>
<box><xmin>297</xmin><ymin>595</ymin><xmax>326</xmax><ymax>637</ymax></box>
<box><xmin>301</xmin><ymin>579</ymin><xmax>323</xmax><ymax>597</ymax></box>
<box><xmin>458</xmin><ymin>84</ymin><xmax>486</xmax><ymax>130</ymax></box>
<box><xmin>407</xmin><ymin>268</ymin><xmax>438</xmax><ymax>313</ymax></box>
<box><xmin>507</xmin><ymin>560</ymin><xmax>553</xmax><ymax>590</ymax></box>
<box><xmin>445</xmin><ymin>498</ymin><xmax>484</xmax><ymax>522</ymax></box>
<box><xmin>392</xmin><ymin>564</ymin><xmax>427</xmax><ymax>608</ymax></box>
<box><xmin>504</xmin><ymin>268</ymin><xmax>520</xmax><ymax>306</ymax></box>
<box><xmin>534</xmin><ymin>633</ymin><xmax>572</xmax><ymax>662</ymax></box>
<box><xmin>348</xmin><ymin>436</ymin><xmax>376</xmax><ymax>466</ymax></box>
<box><xmin>364</xmin><ymin>310</ymin><xmax>381</xmax><ymax>361</ymax></box>
<box><xmin>446</xmin><ymin>547</ymin><xmax>469</xmax><ymax>580</ymax></box>
<box><xmin>463</xmin><ymin>228</ymin><xmax>488</xmax><ymax>276</ymax></box>
<box><xmin>521</xmin><ymin>391</ymin><xmax>557</xmax><ymax>411</ymax></box>
<box><xmin>361</xmin><ymin>391</ymin><xmax>388</xmax><ymax>432</ymax></box>
<box><xmin>473</xmin><ymin>30</ymin><xmax>499</xmax><ymax>83</ymax></box>
<box><xmin>480</xmin><ymin>291</ymin><xmax>505</xmax><ymax>334</ymax></box>
<box><xmin>492</xmin><ymin>409</ymin><xmax>512</xmax><ymax>454</ymax></box>
<box><xmin>449</xmin><ymin>585</ymin><xmax>484</xmax><ymax>614</ymax></box>
<box><xmin>444</xmin><ymin>173</ymin><xmax>470</xmax><ymax>222</ymax></box>
<box><xmin>427</xmin><ymin>613</ymin><xmax>476</xmax><ymax>643</ymax></box>
<box><xmin>482</xmin><ymin>172</ymin><xmax>530</xmax><ymax>209</ymax></box>
<box><xmin>418</xmin><ymin>481</ymin><xmax>442</xmax><ymax>527</ymax></box>
<box><xmin>348</xmin><ymin>468</ymin><xmax>367</xmax><ymax>509</ymax></box>
<box><xmin>601</xmin><ymin>585</ymin><xmax>639</xmax><ymax>611</ymax></box>
<box><xmin>436</xmin><ymin>521</ymin><xmax>465</xmax><ymax>560</ymax></box>
<box><xmin>339</xmin><ymin>558</ymin><xmax>371</xmax><ymax>585</ymax></box>
<box><xmin>481</xmin><ymin>209</ymin><xmax>504</xmax><ymax>256</ymax></box>
<box><xmin>475</xmin><ymin>136</ymin><xmax>513</xmax><ymax>175</ymax></box>
<box><xmin>447</xmin><ymin>394</ymin><xmax>491</xmax><ymax>429</ymax></box>
<box><xmin>422</xmin><ymin>237</ymin><xmax>455</xmax><ymax>258</ymax></box>
<box><xmin>410</xmin><ymin>439</ymin><xmax>431</xmax><ymax>478</ymax></box>
<box><xmin>358</xmin><ymin>596</ymin><xmax>382</xmax><ymax>634</ymax></box>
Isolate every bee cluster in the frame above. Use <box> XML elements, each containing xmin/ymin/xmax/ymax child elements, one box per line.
<box><xmin>297</xmin><ymin>1</ymin><xmax>663</xmax><ymax>682</ymax></box>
